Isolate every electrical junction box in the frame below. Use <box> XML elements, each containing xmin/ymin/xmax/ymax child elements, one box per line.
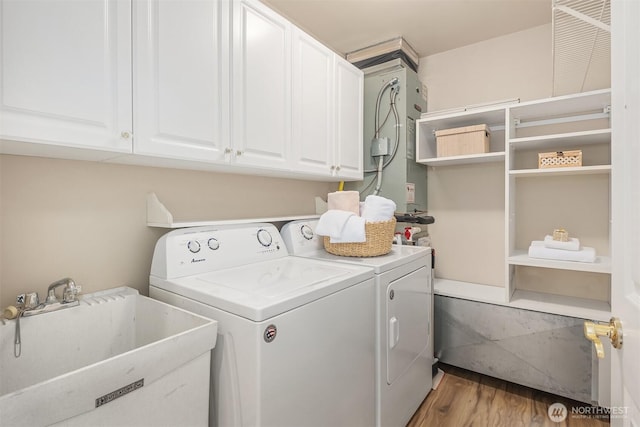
<box><xmin>345</xmin><ymin>59</ymin><xmax>428</xmax><ymax>213</ymax></box>
<box><xmin>371</xmin><ymin>137</ymin><xmax>390</xmax><ymax>157</ymax></box>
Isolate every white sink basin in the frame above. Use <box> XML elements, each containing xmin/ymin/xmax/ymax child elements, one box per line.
<box><xmin>0</xmin><ymin>287</ymin><xmax>217</xmax><ymax>426</ymax></box>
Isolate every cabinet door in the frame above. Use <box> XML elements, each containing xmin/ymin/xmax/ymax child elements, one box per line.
<box><xmin>334</xmin><ymin>58</ymin><xmax>364</xmax><ymax>180</ymax></box>
<box><xmin>134</xmin><ymin>0</ymin><xmax>226</xmax><ymax>161</ymax></box>
<box><xmin>291</xmin><ymin>28</ymin><xmax>334</xmax><ymax>176</ymax></box>
<box><xmin>232</xmin><ymin>0</ymin><xmax>291</xmax><ymax>170</ymax></box>
<box><xmin>0</xmin><ymin>0</ymin><xmax>131</xmax><ymax>154</ymax></box>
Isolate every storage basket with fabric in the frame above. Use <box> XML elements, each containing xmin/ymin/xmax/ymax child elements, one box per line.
<box><xmin>538</xmin><ymin>150</ymin><xmax>582</xmax><ymax>168</ymax></box>
<box><xmin>323</xmin><ymin>218</ymin><xmax>396</xmax><ymax>257</ymax></box>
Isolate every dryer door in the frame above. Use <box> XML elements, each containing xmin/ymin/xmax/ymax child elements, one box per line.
<box><xmin>386</xmin><ymin>265</ymin><xmax>431</xmax><ymax>385</ymax></box>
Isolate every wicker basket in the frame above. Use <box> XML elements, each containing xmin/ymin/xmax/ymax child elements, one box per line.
<box><xmin>323</xmin><ymin>218</ymin><xmax>396</xmax><ymax>257</ymax></box>
<box><xmin>538</xmin><ymin>150</ymin><xmax>582</xmax><ymax>168</ymax></box>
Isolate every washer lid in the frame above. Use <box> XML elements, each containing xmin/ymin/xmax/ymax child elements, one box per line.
<box><xmin>151</xmin><ymin>257</ymin><xmax>373</xmax><ymax>321</ymax></box>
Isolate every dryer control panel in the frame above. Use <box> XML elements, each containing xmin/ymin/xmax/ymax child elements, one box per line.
<box><xmin>150</xmin><ymin>223</ymin><xmax>286</xmax><ymax>279</ymax></box>
<box><xmin>281</xmin><ymin>220</ymin><xmax>324</xmax><ymax>255</ymax></box>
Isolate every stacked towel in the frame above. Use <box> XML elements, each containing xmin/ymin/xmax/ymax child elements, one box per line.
<box><xmin>543</xmin><ymin>235</ymin><xmax>580</xmax><ymax>251</ymax></box>
<box><xmin>315</xmin><ymin>210</ymin><xmax>366</xmax><ymax>243</ymax></box>
<box><xmin>528</xmin><ymin>241</ymin><xmax>596</xmax><ymax>263</ymax></box>
<box><xmin>327</xmin><ymin>191</ymin><xmax>360</xmax><ymax>215</ymax></box>
<box><xmin>361</xmin><ymin>195</ymin><xmax>396</xmax><ymax>222</ymax></box>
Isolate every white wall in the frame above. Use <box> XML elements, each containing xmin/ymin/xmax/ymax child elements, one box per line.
<box><xmin>0</xmin><ymin>154</ymin><xmax>332</xmax><ymax>308</ymax></box>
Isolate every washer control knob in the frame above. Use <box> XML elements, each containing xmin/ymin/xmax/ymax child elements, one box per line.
<box><xmin>187</xmin><ymin>240</ymin><xmax>201</xmax><ymax>253</ymax></box>
<box><xmin>208</xmin><ymin>238</ymin><xmax>220</xmax><ymax>250</ymax></box>
<box><xmin>301</xmin><ymin>224</ymin><xmax>314</xmax><ymax>240</ymax></box>
<box><xmin>257</xmin><ymin>229</ymin><xmax>273</xmax><ymax>247</ymax></box>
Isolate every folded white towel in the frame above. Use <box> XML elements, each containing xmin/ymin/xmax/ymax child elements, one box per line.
<box><xmin>528</xmin><ymin>241</ymin><xmax>596</xmax><ymax>263</ymax></box>
<box><xmin>361</xmin><ymin>195</ymin><xmax>396</xmax><ymax>222</ymax></box>
<box><xmin>315</xmin><ymin>210</ymin><xmax>366</xmax><ymax>243</ymax></box>
<box><xmin>316</xmin><ymin>210</ymin><xmax>354</xmax><ymax>238</ymax></box>
<box><xmin>327</xmin><ymin>191</ymin><xmax>360</xmax><ymax>215</ymax></box>
<box><xmin>329</xmin><ymin>215</ymin><xmax>366</xmax><ymax>243</ymax></box>
<box><xmin>543</xmin><ymin>235</ymin><xmax>580</xmax><ymax>251</ymax></box>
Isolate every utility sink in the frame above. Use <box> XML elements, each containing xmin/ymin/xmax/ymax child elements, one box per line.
<box><xmin>0</xmin><ymin>286</ymin><xmax>217</xmax><ymax>426</ymax></box>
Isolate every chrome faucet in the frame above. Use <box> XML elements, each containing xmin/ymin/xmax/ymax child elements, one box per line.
<box><xmin>45</xmin><ymin>277</ymin><xmax>80</xmax><ymax>304</ymax></box>
<box><xmin>11</xmin><ymin>278</ymin><xmax>82</xmax><ymax>319</ymax></box>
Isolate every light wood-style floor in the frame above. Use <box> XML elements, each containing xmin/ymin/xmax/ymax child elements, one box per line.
<box><xmin>407</xmin><ymin>364</ymin><xmax>610</xmax><ymax>427</ymax></box>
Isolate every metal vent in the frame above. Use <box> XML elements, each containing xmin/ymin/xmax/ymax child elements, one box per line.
<box><xmin>552</xmin><ymin>0</ymin><xmax>611</xmax><ymax>96</ymax></box>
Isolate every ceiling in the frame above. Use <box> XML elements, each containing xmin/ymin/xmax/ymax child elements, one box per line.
<box><xmin>260</xmin><ymin>0</ymin><xmax>553</xmax><ymax>58</ymax></box>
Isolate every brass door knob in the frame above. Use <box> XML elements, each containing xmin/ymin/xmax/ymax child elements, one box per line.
<box><xmin>584</xmin><ymin>317</ymin><xmax>623</xmax><ymax>359</ymax></box>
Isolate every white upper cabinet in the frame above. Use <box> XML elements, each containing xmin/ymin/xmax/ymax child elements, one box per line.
<box><xmin>133</xmin><ymin>0</ymin><xmax>227</xmax><ymax>162</ymax></box>
<box><xmin>0</xmin><ymin>0</ymin><xmax>363</xmax><ymax>180</ymax></box>
<box><xmin>334</xmin><ymin>57</ymin><xmax>364</xmax><ymax>180</ymax></box>
<box><xmin>291</xmin><ymin>29</ymin><xmax>335</xmax><ymax>176</ymax></box>
<box><xmin>0</xmin><ymin>0</ymin><xmax>132</xmax><ymax>157</ymax></box>
<box><xmin>231</xmin><ymin>0</ymin><xmax>291</xmax><ymax>171</ymax></box>
<box><xmin>291</xmin><ymin>29</ymin><xmax>363</xmax><ymax>180</ymax></box>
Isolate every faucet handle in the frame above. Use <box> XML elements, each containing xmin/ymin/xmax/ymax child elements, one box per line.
<box><xmin>25</xmin><ymin>292</ymin><xmax>40</xmax><ymax>309</ymax></box>
<box><xmin>63</xmin><ymin>284</ymin><xmax>81</xmax><ymax>303</ymax></box>
<box><xmin>15</xmin><ymin>292</ymin><xmax>39</xmax><ymax>309</ymax></box>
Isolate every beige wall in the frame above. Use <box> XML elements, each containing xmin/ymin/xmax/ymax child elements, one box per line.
<box><xmin>419</xmin><ymin>23</ymin><xmax>609</xmax><ymax>112</ymax></box>
<box><xmin>419</xmin><ymin>24</ymin><xmax>554</xmax><ymax>112</ymax></box>
<box><xmin>417</xmin><ymin>23</ymin><xmax>611</xmax><ymax>289</ymax></box>
<box><xmin>0</xmin><ymin>154</ymin><xmax>332</xmax><ymax>308</ymax></box>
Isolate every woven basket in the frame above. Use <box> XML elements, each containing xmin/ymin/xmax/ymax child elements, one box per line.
<box><xmin>323</xmin><ymin>218</ymin><xmax>396</xmax><ymax>257</ymax></box>
<box><xmin>538</xmin><ymin>150</ymin><xmax>582</xmax><ymax>168</ymax></box>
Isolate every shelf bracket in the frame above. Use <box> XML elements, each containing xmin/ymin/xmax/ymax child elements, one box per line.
<box><xmin>147</xmin><ymin>192</ymin><xmax>174</xmax><ymax>226</ymax></box>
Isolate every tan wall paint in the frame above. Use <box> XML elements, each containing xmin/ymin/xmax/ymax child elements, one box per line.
<box><xmin>419</xmin><ymin>24</ymin><xmax>554</xmax><ymax>112</ymax></box>
<box><xmin>0</xmin><ymin>154</ymin><xmax>332</xmax><ymax>307</ymax></box>
<box><xmin>419</xmin><ymin>23</ymin><xmax>610</xmax><ymax>112</ymax></box>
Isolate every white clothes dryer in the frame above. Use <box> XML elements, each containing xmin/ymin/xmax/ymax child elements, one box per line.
<box><xmin>149</xmin><ymin>223</ymin><xmax>376</xmax><ymax>427</ymax></box>
<box><xmin>282</xmin><ymin>219</ymin><xmax>433</xmax><ymax>427</ymax></box>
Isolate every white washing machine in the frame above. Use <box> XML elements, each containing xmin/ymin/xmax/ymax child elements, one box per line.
<box><xmin>149</xmin><ymin>223</ymin><xmax>376</xmax><ymax>427</ymax></box>
<box><xmin>281</xmin><ymin>219</ymin><xmax>433</xmax><ymax>427</ymax></box>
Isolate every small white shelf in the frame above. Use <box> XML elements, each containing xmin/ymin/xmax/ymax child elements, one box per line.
<box><xmin>509</xmin><ymin>128</ymin><xmax>611</xmax><ymax>151</ymax></box>
<box><xmin>508</xmin><ymin>88</ymin><xmax>611</xmax><ymax>121</ymax></box>
<box><xmin>433</xmin><ymin>278</ymin><xmax>506</xmax><ymax>304</ymax></box>
<box><xmin>509</xmin><ymin>290</ymin><xmax>611</xmax><ymax>322</ymax></box>
<box><xmin>417</xmin><ymin>151</ymin><xmax>505</xmax><ymax>166</ymax></box>
<box><xmin>508</xmin><ymin>250</ymin><xmax>611</xmax><ymax>274</ymax></box>
<box><xmin>418</xmin><ymin>104</ymin><xmax>508</xmax><ymax>126</ymax></box>
<box><xmin>509</xmin><ymin>164</ymin><xmax>611</xmax><ymax>177</ymax></box>
<box><xmin>434</xmin><ymin>278</ymin><xmax>611</xmax><ymax>321</ymax></box>
<box><xmin>148</xmin><ymin>215</ymin><xmax>321</xmax><ymax>229</ymax></box>
<box><xmin>146</xmin><ymin>192</ymin><xmax>319</xmax><ymax>228</ymax></box>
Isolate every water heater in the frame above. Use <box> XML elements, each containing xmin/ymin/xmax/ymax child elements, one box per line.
<box><xmin>345</xmin><ymin>58</ymin><xmax>428</xmax><ymax>213</ymax></box>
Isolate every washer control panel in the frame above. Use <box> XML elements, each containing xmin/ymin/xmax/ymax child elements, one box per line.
<box><xmin>151</xmin><ymin>223</ymin><xmax>286</xmax><ymax>279</ymax></box>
